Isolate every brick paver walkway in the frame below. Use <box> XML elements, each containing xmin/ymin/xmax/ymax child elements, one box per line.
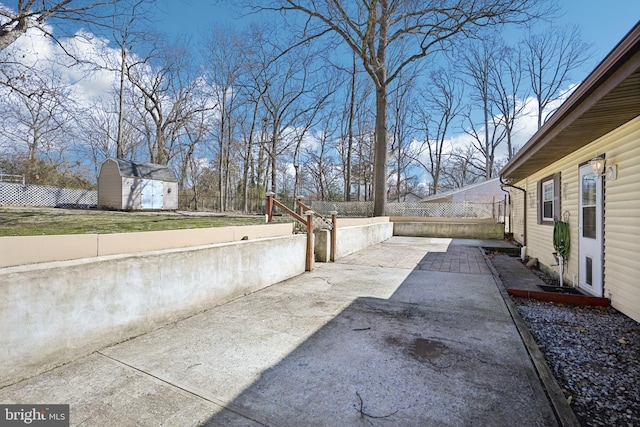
<box><xmin>416</xmin><ymin>244</ymin><xmax>490</xmax><ymax>274</ymax></box>
<box><xmin>337</xmin><ymin>237</ymin><xmax>492</xmax><ymax>274</ymax></box>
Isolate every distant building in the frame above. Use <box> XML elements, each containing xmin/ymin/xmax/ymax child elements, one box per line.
<box><xmin>98</xmin><ymin>158</ymin><xmax>178</xmax><ymax>210</ymax></box>
<box><xmin>389</xmin><ymin>192</ymin><xmax>423</xmax><ymax>203</ymax></box>
<box><xmin>420</xmin><ymin>178</ymin><xmax>508</xmax><ymax>204</ymax></box>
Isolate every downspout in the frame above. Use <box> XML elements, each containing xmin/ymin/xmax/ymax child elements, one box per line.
<box><xmin>500</xmin><ymin>176</ymin><xmax>527</xmax><ymax>260</ymax></box>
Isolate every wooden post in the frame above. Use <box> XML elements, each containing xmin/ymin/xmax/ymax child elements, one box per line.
<box><xmin>266</xmin><ymin>191</ymin><xmax>275</xmax><ymax>223</ymax></box>
<box><xmin>296</xmin><ymin>195</ymin><xmax>304</xmax><ymax>217</ymax></box>
<box><xmin>305</xmin><ymin>210</ymin><xmax>314</xmax><ymax>271</ymax></box>
<box><xmin>330</xmin><ymin>211</ymin><xmax>338</xmax><ymax>262</ymax></box>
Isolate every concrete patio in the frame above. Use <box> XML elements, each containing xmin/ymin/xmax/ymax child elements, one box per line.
<box><xmin>0</xmin><ymin>237</ymin><xmax>565</xmax><ymax>426</ymax></box>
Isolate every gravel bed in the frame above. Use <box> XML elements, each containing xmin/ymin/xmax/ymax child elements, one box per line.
<box><xmin>513</xmin><ymin>298</ymin><xmax>640</xmax><ymax>427</ymax></box>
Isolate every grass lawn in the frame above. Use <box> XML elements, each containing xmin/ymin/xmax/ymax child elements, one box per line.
<box><xmin>0</xmin><ymin>207</ymin><xmax>273</xmax><ymax>236</ymax></box>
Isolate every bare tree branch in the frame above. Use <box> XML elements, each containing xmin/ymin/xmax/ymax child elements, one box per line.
<box><xmin>256</xmin><ymin>0</ymin><xmax>555</xmax><ymax>215</ymax></box>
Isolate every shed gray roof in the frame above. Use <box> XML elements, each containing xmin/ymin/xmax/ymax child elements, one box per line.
<box><xmin>111</xmin><ymin>158</ymin><xmax>178</xmax><ymax>182</ymax></box>
<box><xmin>419</xmin><ymin>178</ymin><xmax>506</xmax><ymax>202</ymax></box>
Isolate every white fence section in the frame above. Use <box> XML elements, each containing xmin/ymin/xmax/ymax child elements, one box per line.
<box><xmin>0</xmin><ymin>174</ymin><xmax>25</xmax><ymax>184</ymax></box>
<box><xmin>312</xmin><ymin>200</ymin><xmax>505</xmax><ymax>219</ymax></box>
<box><xmin>312</xmin><ymin>201</ymin><xmax>375</xmax><ymax>217</ymax></box>
<box><xmin>0</xmin><ymin>182</ymin><xmax>97</xmax><ymax>208</ymax></box>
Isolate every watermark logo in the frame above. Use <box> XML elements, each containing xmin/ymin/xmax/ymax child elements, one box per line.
<box><xmin>1</xmin><ymin>405</ymin><xmax>69</xmax><ymax>427</ymax></box>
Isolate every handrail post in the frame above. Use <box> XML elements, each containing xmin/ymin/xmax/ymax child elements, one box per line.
<box><xmin>266</xmin><ymin>191</ymin><xmax>275</xmax><ymax>223</ymax></box>
<box><xmin>305</xmin><ymin>210</ymin><xmax>314</xmax><ymax>271</ymax></box>
<box><xmin>330</xmin><ymin>210</ymin><xmax>338</xmax><ymax>262</ymax></box>
<box><xmin>296</xmin><ymin>195</ymin><xmax>304</xmax><ymax>217</ymax></box>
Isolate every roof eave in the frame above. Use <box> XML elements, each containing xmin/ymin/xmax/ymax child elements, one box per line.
<box><xmin>501</xmin><ymin>22</ymin><xmax>640</xmax><ymax>181</ymax></box>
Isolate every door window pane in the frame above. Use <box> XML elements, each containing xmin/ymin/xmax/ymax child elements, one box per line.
<box><xmin>582</xmin><ymin>175</ymin><xmax>596</xmax><ymax>205</ymax></box>
<box><xmin>583</xmin><ymin>206</ymin><xmax>596</xmax><ymax>238</ymax></box>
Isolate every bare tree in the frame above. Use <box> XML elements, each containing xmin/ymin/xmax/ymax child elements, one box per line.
<box><xmin>245</xmin><ymin>25</ymin><xmax>333</xmax><ymax>199</ymax></box>
<box><xmin>202</xmin><ymin>27</ymin><xmax>246</xmax><ymax>211</ymax></box>
<box><xmin>263</xmin><ymin>0</ymin><xmax>553</xmax><ymax>215</ymax></box>
<box><xmin>127</xmin><ymin>39</ymin><xmax>211</xmax><ymax>165</ymax></box>
<box><xmin>176</xmin><ymin>108</ymin><xmax>210</xmax><ymax>193</ymax></box>
<box><xmin>440</xmin><ymin>144</ymin><xmax>484</xmax><ymax>190</ymax></box>
<box><xmin>107</xmin><ymin>0</ymin><xmax>152</xmax><ymax>158</ymax></box>
<box><xmin>389</xmin><ymin>70</ymin><xmax>418</xmax><ymax>201</ymax></box>
<box><xmin>491</xmin><ymin>45</ymin><xmax>528</xmax><ymax>160</ymax></box>
<box><xmin>411</xmin><ymin>67</ymin><xmax>464</xmax><ymax>194</ymax></box>
<box><xmin>0</xmin><ymin>0</ymin><xmax>123</xmax><ymax>53</ymax></box>
<box><xmin>77</xmin><ymin>95</ymin><xmax>141</xmax><ymax>177</ymax></box>
<box><xmin>341</xmin><ymin>52</ymin><xmax>357</xmax><ymax>201</ymax></box>
<box><xmin>460</xmin><ymin>36</ymin><xmax>510</xmax><ymax>179</ymax></box>
<box><xmin>291</xmin><ymin>69</ymin><xmax>339</xmax><ymax>200</ymax></box>
<box><xmin>336</xmin><ymin>52</ymin><xmax>374</xmax><ymax>201</ymax></box>
<box><xmin>0</xmin><ymin>0</ymin><xmax>145</xmax><ymax>104</ymax></box>
<box><xmin>524</xmin><ymin>25</ymin><xmax>591</xmax><ymax>129</ymax></box>
<box><xmin>303</xmin><ymin>113</ymin><xmax>341</xmax><ymax>200</ymax></box>
<box><xmin>236</xmin><ymin>88</ymin><xmax>265</xmax><ymax>212</ymax></box>
<box><xmin>0</xmin><ymin>69</ymin><xmax>73</xmax><ymax>163</ymax></box>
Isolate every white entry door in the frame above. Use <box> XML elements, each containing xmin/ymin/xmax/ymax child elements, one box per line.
<box><xmin>141</xmin><ymin>179</ymin><xmax>164</xmax><ymax>209</ymax></box>
<box><xmin>578</xmin><ymin>164</ymin><xmax>603</xmax><ymax>296</ymax></box>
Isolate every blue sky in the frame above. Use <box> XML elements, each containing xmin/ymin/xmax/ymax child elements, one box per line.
<box><xmin>149</xmin><ymin>0</ymin><xmax>639</xmax><ymax>178</ymax></box>
<box><xmin>155</xmin><ymin>0</ymin><xmax>640</xmax><ymax>80</ymax></box>
<box><xmin>1</xmin><ymin>0</ymin><xmax>638</xmax><ymax>185</ymax></box>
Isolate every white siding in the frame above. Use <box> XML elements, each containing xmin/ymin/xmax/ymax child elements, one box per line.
<box><xmin>163</xmin><ymin>182</ymin><xmax>178</xmax><ymax>210</ymax></box>
<box><xmin>510</xmin><ymin>117</ymin><xmax>640</xmax><ymax>322</ymax></box>
<box><xmin>122</xmin><ymin>177</ymin><xmax>142</xmax><ymax>210</ymax></box>
<box><xmin>601</xmin><ymin>118</ymin><xmax>640</xmax><ymax>322</ymax></box>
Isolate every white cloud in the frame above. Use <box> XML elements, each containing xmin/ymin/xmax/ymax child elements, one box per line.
<box><xmin>409</xmin><ymin>84</ymin><xmax>579</xmax><ymax>186</ymax></box>
<box><xmin>1</xmin><ymin>21</ymin><xmax>121</xmax><ymax>107</ymax></box>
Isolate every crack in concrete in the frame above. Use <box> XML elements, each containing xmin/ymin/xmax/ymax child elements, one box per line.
<box><xmin>96</xmin><ymin>351</ymin><xmax>273</xmax><ymax>427</ymax></box>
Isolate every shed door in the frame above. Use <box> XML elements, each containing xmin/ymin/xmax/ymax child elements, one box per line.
<box><xmin>578</xmin><ymin>164</ymin><xmax>603</xmax><ymax>296</ymax></box>
<box><xmin>141</xmin><ymin>179</ymin><xmax>164</xmax><ymax>209</ymax></box>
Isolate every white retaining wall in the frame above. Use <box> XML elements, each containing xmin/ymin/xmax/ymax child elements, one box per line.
<box><xmin>0</xmin><ymin>235</ymin><xmax>306</xmax><ymax>387</ymax></box>
<box><xmin>315</xmin><ymin>218</ymin><xmax>394</xmax><ymax>261</ymax></box>
<box><xmin>0</xmin><ymin>223</ymin><xmax>294</xmax><ymax>268</ymax></box>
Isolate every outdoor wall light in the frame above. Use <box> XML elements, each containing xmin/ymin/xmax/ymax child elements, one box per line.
<box><xmin>589</xmin><ymin>156</ymin><xmax>605</xmax><ymax>175</ymax></box>
<box><xmin>589</xmin><ymin>156</ymin><xmax>617</xmax><ymax>180</ymax></box>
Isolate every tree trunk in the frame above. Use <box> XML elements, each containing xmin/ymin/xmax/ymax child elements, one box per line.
<box><xmin>373</xmin><ymin>84</ymin><xmax>388</xmax><ymax>216</ymax></box>
<box><xmin>372</xmin><ymin>0</ymin><xmax>389</xmax><ymax>217</ymax></box>
<box><xmin>242</xmin><ymin>110</ymin><xmax>258</xmax><ymax>213</ymax></box>
<box><xmin>116</xmin><ymin>44</ymin><xmax>126</xmax><ymax>159</ymax></box>
<box><xmin>345</xmin><ymin>54</ymin><xmax>356</xmax><ymax>201</ymax></box>
<box><xmin>271</xmin><ymin>134</ymin><xmax>277</xmax><ymax>194</ymax></box>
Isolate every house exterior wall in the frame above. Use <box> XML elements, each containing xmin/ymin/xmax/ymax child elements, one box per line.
<box><xmin>97</xmin><ymin>159</ymin><xmax>123</xmax><ymax>210</ymax></box>
<box><xmin>600</xmin><ymin>117</ymin><xmax>640</xmax><ymax>322</ymax></box>
<box><xmin>510</xmin><ymin>116</ymin><xmax>640</xmax><ymax>322</ymax></box>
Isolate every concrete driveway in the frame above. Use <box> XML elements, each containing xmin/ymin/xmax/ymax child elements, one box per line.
<box><xmin>0</xmin><ymin>237</ymin><xmax>558</xmax><ymax>426</ymax></box>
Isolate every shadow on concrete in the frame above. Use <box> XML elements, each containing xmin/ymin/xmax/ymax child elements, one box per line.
<box><xmin>201</xmin><ymin>244</ymin><xmax>558</xmax><ymax>426</ymax></box>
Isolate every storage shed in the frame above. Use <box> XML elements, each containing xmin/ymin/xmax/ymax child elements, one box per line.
<box><xmin>98</xmin><ymin>158</ymin><xmax>178</xmax><ymax>210</ymax></box>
